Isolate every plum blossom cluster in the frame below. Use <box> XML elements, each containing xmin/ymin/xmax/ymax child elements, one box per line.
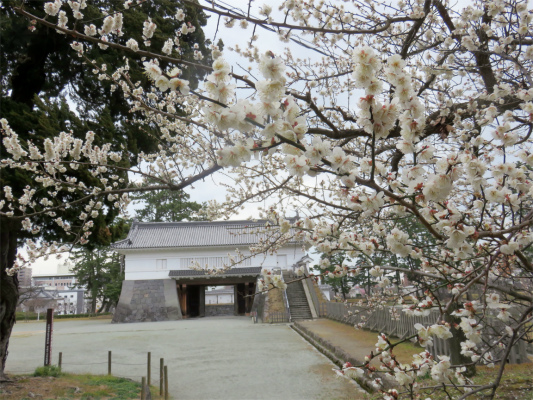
<box><xmin>1</xmin><ymin>118</ymin><xmax>132</xmax><ymax>273</ymax></box>
<box><xmin>414</xmin><ymin>323</ymin><xmax>453</xmax><ymax>348</ymax></box>
<box><xmin>257</xmin><ymin>268</ymin><xmax>287</xmax><ymax>291</ymax></box>
<box><xmin>6</xmin><ymin>239</ymin><xmax>70</xmax><ymax>276</ymax></box>
<box><xmin>4</xmin><ymin>0</ymin><xmax>533</xmax><ymax>397</ymax></box>
<box><xmin>143</xmin><ymin>61</ymin><xmax>190</xmax><ymax>95</ymax></box>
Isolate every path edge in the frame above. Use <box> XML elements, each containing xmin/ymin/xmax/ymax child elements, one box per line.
<box><xmin>291</xmin><ymin>321</ymin><xmax>395</xmax><ymax>393</ymax></box>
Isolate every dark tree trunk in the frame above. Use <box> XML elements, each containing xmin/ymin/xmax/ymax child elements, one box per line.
<box><xmin>91</xmin><ymin>291</ymin><xmax>97</xmax><ymax>314</ymax></box>
<box><xmin>0</xmin><ymin>219</ymin><xmax>20</xmax><ymax>380</ymax></box>
<box><xmin>444</xmin><ymin>303</ymin><xmax>476</xmax><ymax>377</ymax></box>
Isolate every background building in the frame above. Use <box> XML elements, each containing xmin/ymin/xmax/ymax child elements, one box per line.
<box><xmin>16</xmin><ymin>267</ymin><xmax>32</xmax><ymax>287</ymax></box>
<box><xmin>111</xmin><ymin>220</ymin><xmax>308</xmax><ymax>322</ymax></box>
<box><xmin>18</xmin><ymin>262</ymin><xmax>89</xmax><ymax>315</ymax></box>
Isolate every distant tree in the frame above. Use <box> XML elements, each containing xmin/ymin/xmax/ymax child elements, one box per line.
<box><xmin>132</xmin><ymin>180</ymin><xmax>204</xmax><ymax>222</ymax></box>
<box><xmin>70</xmin><ymin>246</ymin><xmax>123</xmax><ymax>314</ymax></box>
<box><xmin>313</xmin><ymin>252</ymin><xmax>367</xmax><ymax>300</ymax></box>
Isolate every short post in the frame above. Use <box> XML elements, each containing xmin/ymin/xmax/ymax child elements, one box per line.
<box><xmin>159</xmin><ymin>358</ymin><xmax>164</xmax><ymax>396</ymax></box>
<box><xmin>141</xmin><ymin>377</ymin><xmax>146</xmax><ymax>400</ymax></box>
<box><xmin>108</xmin><ymin>351</ymin><xmax>112</xmax><ymax>375</ymax></box>
<box><xmin>147</xmin><ymin>352</ymin><xmax>151</xmax><ymax>386</ymax></box>
<box><xmin>164</xmin><ymin>365</ymin><xmax>168</xmax><ymax>400</ymax></box>
<box><xmin>43</xmin><ymin>308</ymin><xmax>54</xmax><ymax>366</ymax></box>
<box><xmin>58</xmin><ymin>352</ymin><xmax>62</xmax><ymax>371</ymax></box>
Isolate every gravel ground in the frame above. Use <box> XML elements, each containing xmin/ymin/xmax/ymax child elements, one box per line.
<box><xmin>7</xmin><ymin>316</ymin><xmax>364</xmax><ymax>400</ymax></box>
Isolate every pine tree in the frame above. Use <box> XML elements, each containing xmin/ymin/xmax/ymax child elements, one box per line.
<box><xmin>132</xmin><ymin>181</ymin><xmax>204</xmax><ymax>222</ymax></box>
<box><xmin>70</xmin><ymin>246</ymin><xmax>124</xmax><ymax>314</ymax></box>
<box><xmin>0</xmin><ymin>0</ymin><xmax>213</xmax><ymax>377</ymax></box>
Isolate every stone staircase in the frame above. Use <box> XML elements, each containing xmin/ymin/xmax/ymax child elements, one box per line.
<box><xmin>283</xmin><ymin>272</ymin><xmax>313</xmax><ymax>321</ymax></box>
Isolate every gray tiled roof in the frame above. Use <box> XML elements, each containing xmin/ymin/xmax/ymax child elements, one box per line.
<box><xmin>169</xmin><ymin>267</ymin><xmax>262</xmax><ymax>278</ymax></box>
<box><xmin>111</xmin><ymin>220</ymin><xmax>295</xmax><ymax>250</ymax></box>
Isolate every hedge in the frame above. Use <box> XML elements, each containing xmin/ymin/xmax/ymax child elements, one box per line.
<box><xmin>16</xmin><ymin>312</ymin><xmax>112</xmax><ymax>321</ymax></box>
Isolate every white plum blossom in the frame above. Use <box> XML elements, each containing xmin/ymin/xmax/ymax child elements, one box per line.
<box><xmin>259</xmin><ymin>52</ymin><xmax>286</xmax><ymax>81</ymax></box>
<box><xmin>431</xmin><ymin>356</ymin><xmax>452</xmax><ymax>382</ymax></box>
<box><xmin>143</xmin><ymin>18</ymin><xmax>157</xmax><ymax>39</ymax></box>
<box><xmin>423</xmin><ymin>174</ymin><xmax>453</xmax><ymax>202</ymax></box>
<box><xmin>154</xmin><ymin>76</ymin><xmax>170</xmax><ymax>92</ymax></box>
<box><xmin>100</xmin><ymin>16</ymin><xmax>114</xmax><ymax>35</ymax></box>
<box><xmin>44</xmin><ymin>0</ymin><xmax>62</xmax><ymax>16</ymax></box>
<box><xmin>285</xmin><ymin>155</ymin><xmax>310</xmax><ymax>177</ymax></box>
<box><xmin>386</xmin><ymin>228</ymin><xmax>411</xmax><ymax>257</ymax></box>
<box><xmin>260</xmin><ymin>4</ymin><xmax>272</xmax><ymax>17</ymax></box>
<box><xmin>429</xmin><ymin>324</ymin><xmax>453</xmax><ymax>340</ymax></box>
<box><xmin>414</xmin><ymin>323</ymin><xmax>433</xmax><ymax>347</ymax></box>
<box><xmin>84</xmin><ymin>24</ymin><xmax>97</xmax><ymax>36</ymax></box>
<box><xmin>126</xmin><ymin>38</ymin><xmax>139</xmax><ymax>51</ymax></box>
<box><xmin>162</xmin><ymin>39</ymin><xmax>173</xmax><ymax>55</ymax></box>
<box><xmin>175</xmin><ymin>9</ymin><xmax>186</xmax><ymax>21</ymax></box>
<box><xmin>70</xmin><ymin>42</ymin><xmax>84</xmax><ymax>55</ymax></box>
<box><xmin>169</xmin><ymin>78</ymin><xmax>190</xmax><ymax>95</ymax></box>
<box><xmin>143</xmin><ymin>61</ymin><xmax>162</xmax><ymax>81</ymax></box>
<box><xmin>256</xmin><ymin>79</ymin><xmax>286</xmax><ymax>103</ymax></box>
<box><xmin>217</xmin><ymin>142</ymin><xmax>252</xmax><ymax>167</ymax></box>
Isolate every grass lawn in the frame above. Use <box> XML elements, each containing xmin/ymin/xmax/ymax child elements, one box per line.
<box><xmin>265</xmin><ymin>288</ymin><xmax>286</xmax><ymax>314</ymax></box>
<box><xmin>309</xmin><ymin>318</ymin><xmax>422</xmax><ymax>365</ymax></box>
<box><xmin>308</xmin><ymin>319</ymin><xmax>532</xmax><ymax>399</ymax></box>
<box><xmin>0</xmin><ymin>371</ymin><xmax>167</xmax><ymax>400</ymax></box>
<box><xmin>357</xmin><ymin>359</ymin><xmax>532</xmax><ymax>400</ymax></box>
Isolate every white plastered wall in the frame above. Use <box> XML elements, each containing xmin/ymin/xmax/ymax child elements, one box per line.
<box><xmin>117</xmin><ymin>244</ymin><xmax>306</xmax><ymax>281</ymax></box>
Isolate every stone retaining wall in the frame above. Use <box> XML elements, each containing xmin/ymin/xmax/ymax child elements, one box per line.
<box><xmin>205</xmin><ymin>304</ymin><xmax>234</xmax><ymax>317</ymax></box>
<box><xmin>112</xmin><ymin>279</ymin><xmax>182</xmax><ymax>323</ymax></box>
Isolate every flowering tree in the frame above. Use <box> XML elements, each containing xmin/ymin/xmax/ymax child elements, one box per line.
<box><xmin>0</xmin><ymin>0</ymin><xmax>213</xmax><ymax>379</ymax></box>
<box><xmin>2</xmin><ymin>0</ymin><xmax>533</xmax><ymax>397</ymax></box>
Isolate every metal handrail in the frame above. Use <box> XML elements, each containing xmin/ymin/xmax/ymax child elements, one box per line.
<box><xmin>303</xmin><ymin>265</ymin><xmax>321</xmax><ymax>316</ymax></box>
<box><xmin>250</xmin><ymin>276</ymin><xmax>265</xmax><ymax>323</ymax></box>
<box><xmin>282</xmin><ymin>271</ymin><xmax>292</xmax><ymax>323</ymax></box>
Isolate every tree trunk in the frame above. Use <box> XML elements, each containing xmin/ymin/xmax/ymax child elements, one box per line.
<box><xmin>91</xmin><ymin>279</ymin><xmax>98</xmax><ymax>314</ymax></box>
<box><xmin>97</xmin><ymin>299</ymin><xmax>108</xmax><ymax>314</ymax></box>
<box><xmin>444</xmin><ymin>303</ymin><xmax>476</xmax><ymax>377</ymax></box>
<box><xmin>0</xmin><ymin>219</ymin><xmax>20</xmax><ymax>380</ymax></box>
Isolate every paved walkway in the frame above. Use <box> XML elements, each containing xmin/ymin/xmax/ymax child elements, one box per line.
<box><xmin>296</xmin><ymin>319</ymin><xmax>379</xmax><ymax>366</ymax></box>
<box><xmin>7</xmin><ymin>317</ymin><xmax>363</xmax><ymax>400</ymax></box>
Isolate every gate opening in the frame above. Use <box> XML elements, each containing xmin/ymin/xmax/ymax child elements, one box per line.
<box><xmin>205</xmin><ymin>286</ymin><xmax>234</xmax><ymax>317</ymax></box>
<box><xmin>172</xmin><ymin>267</ymin><xmax>260</xmax><ymax>318</ymax></box>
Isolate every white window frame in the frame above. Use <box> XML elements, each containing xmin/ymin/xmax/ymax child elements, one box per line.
<box><xmin>156</xmin><ymin>259</ymin><xmax>167</xmax><ymax>270</ymax></box>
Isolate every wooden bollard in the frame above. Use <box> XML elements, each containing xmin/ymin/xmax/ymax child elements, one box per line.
<box><xmin>141</xmin><ymin>377</ymin><xmax>146</xmax><ymax>400</ymax></box>
<box><xmin>147</xmin><ymin>352</ymin><xmax>151</xmax><ymax>386</ymax></box>
<box><xmin>108</xmin><ymin>351</ymin><xmax>112</xmax><ymax>375</ymax></box>
<box><xmin>159</xmin><ymin>358</ymin><xmax>164</xmax><ymax>396</ymax></box>
<box><xmin>164</xmin><ymin>365</ymin><xmax>168</xmax><ymax>400</ymax></box>
<box><xmin>58</xmin><ymin>352</ymin><xmax>62</xmax><ymax>371</ymax></box>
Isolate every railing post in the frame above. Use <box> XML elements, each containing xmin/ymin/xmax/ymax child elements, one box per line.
<box><xmin>160</xmin><ymin>358</ymin><xmax>164</xmax><ymax>396</ymax></box>
<box><xmin>164</xmin><ymin>365</ymin><xmax>169</xmax><ymax>400</ymax></box>
<box><xmin>147</xmin><ymin>352</ymin><xmax>151</xmax><ymax>386</ymax></box>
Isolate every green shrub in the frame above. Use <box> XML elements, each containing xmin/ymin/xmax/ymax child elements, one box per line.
<box><xmin>55</xmin><ymin>313</ymin><xmax>91</xmax><ymax>319</ymax></box>
<box><xmin>15</xmin><ymin>312</ymin><xmax>39</xmax><ymax>321</ymax></box>
<box><xmin>34</xmin><ymin>365</ymin><xmax>62</xmax><ymax>377</ymax></box>
<box><xmin>55</xmin><ymin>312</ymin><xmax>112</xmax><ymax>319</ymax></box>
<box><xmin>16</xmin><ymin>312</ymin><xmax>113</xmax><ymax>321</ymax></box>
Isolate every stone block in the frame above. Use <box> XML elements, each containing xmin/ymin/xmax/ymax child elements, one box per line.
<box><xmin>112</xmin><ymin>279</ymin><xmax>182</xmax><ymax>323</ymax></box>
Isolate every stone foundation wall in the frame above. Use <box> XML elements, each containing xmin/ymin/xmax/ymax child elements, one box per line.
<box><xmin>205</xmin><ymin>304</ymin><xmax>234</xmax><ymax>317</ymax></box>
<box><xmin>112</xmin><ymin>279</ymin><xmax>182</xmax><ymax>323</ymax></box>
